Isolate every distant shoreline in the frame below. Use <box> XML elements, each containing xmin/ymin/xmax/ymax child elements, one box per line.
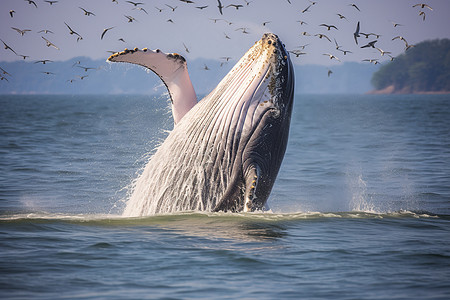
<box><xmin>368</xmin><ymin>85</ymin><xmax>450</xmax><ymax>95</ymax></box>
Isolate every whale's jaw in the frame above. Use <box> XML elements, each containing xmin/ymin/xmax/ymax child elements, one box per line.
<box><xmin>123</xmin><ymin>33</ymin><xmax>295</xmax><ymax>216</ymax></box>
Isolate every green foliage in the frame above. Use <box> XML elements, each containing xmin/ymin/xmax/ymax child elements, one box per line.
<box><xmin>371</xmin><ymin>39</ymin><xmax>450</xmax><ymax>92</ymax></box>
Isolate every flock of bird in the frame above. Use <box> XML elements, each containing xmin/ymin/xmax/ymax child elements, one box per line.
<box><xmin>0</xmin><ymin>0</ymin><xmax>435</xmax><ymax>83</ymax></box>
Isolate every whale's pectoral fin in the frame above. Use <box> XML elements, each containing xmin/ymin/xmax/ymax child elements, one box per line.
<box><xmin>107</xmin><ymin>48</ymin><xmax>197</xmax><ymax>124</ymax></box>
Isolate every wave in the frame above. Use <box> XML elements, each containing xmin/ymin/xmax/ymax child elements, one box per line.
<box><xmin>0</xmin><ymin>209</ymin><xmax>445</xmax><ymax>224</ymax></box>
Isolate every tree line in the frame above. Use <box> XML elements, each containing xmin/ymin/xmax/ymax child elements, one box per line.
<box><xmin>371</xmin><ymin>39</ymin><xmax>450</xmax><ymax>93</ymax></box>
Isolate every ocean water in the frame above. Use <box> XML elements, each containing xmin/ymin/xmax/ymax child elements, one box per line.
<box><xmin>0</xmin><ymin>94</ymin><xmax>449</xmax><ymax>299</ymax></box>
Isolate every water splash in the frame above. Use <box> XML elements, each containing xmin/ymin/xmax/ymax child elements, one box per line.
<box><xmin>348</xmin><ymin>173</ymin><xmax>376</xmax><ymax>213</ymax></box>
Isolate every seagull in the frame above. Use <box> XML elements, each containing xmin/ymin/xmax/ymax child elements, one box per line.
<box><xmin>124</xmin><ymin>15</ymin><xmax>136</xmax><ymax>22</ymax></box>
<box><xmin>180</xmin><ymin>0</ymin><xmax>195</xmax><ymax>3</ymax></box>
<box><xmin>42</xmin><ymin>36</ymin><xmax>59</xmax><ymax>50</ymax></box>
<box><xmin>323</xmin><ymin>53</ymin><xmax>340</xmax><ymax>61</ymax></box>
<box><xmin>11</xmin><ymin>27</ymin><xmax>31</xmax><ymax>36</ymax></box>
<box><xmin>376</xmin><ymin>48</ymin><xmax>391</xmax><ymax>56</ymax></box>
<box><xmin>38</xmin><ymin>29</ymin><xmax>54</xmax><ymax>34</ymax></box>
<box><xmin>24</xmin><ymin>0</ymin><xmax>38</xmax><ymax>8</ymax></box>
<box><xmin>34</xmin><ymin>59</ymin><xmax>53</xmax><ymax>64</ymax></box>
<box><xmin>333</xmin><ymin>38</ymin><xmax>342</xmax><ymax>50</ymax></box>
<box><xmin>360</xmin><ymin>40</ymin><xmax>378</xmax><ymax>48</ymax></box>
<box><xmin>314</xmin><ymin>33</ymin><xmax>332</xmax><ymax>42</ymax></box>
<box><xmin>353</xmin><ymin>21</ymin><xmax>360</xmax><ymax>45</ymax></box>
<box><xmin>362</xmin><ymin>59</ymin><xmax>380</xmax><ymax>65</ymax></box>
<box><xmin>41</xmin><ymin>71</ymin><xmax>56</xmax><ymax>75</ymax></box>
<box><xmin>392</xmin><ymin>36</ymin><xmax>414</xmax><ymax>50</ymax></box>
<box><xmin>391</xmin><ymin>21</ymin><xmax>403</xmax><ymax>27</ymax></box>
<box><xmin>328</xmin><ymin>69</ymin><xmax>333</xmax><ymax>77</ymax></box>
<box><xmin>166</xmin><ymin>4</ymin><xmax>177</xmax><ymax>11</ymax></box>
<box><xmin>77</xmin><ymin>66</ymin><xmax>96</xmax><ymax>72</ymax></box>
<box><xmin>118</xmin><ymin>38</ymin><xmax>126</xmax><ymax>43</ymax></box>
<box><xmin>262</xmin><ymin>21</ymin><xmax>271</xmax><ymax>26</ymax></box>
<box><xmin>0</xmin><ymin>67</ymin><xmax>12</xmax><ymax>76</ymax></box>
<box><xmin>217</xmin><ymin>0</ymin><xmax>224</xmax><ymax>15</ymax></box>
<box><xmin>44</xmin><ymin>1</ymin><xmax>58</xmax><ymax>5</ymax></box>
<box><xmin>18</xmin><ymin>54</ymin><xmax>29</xmax><ymax>60</ymax></box>
<box><xmin>1</xmin><ymin>39</ymin><xmax>18</xmax><ymax>55</ymax></box>
<box><xmin>9</xmin><ymin>10</ymin><xmax>15</xmax><ymax>18</ymax></box>
<box><xmin>412</xmin><ymin>3</ymin><xmax>432</xmax><ymax>10</ymax></box>
<box><xmin>289</xmin><ymin>50</ymin><xmax>307</xmax><ymax>57</ymax></box>
<box><xmin>349</xmin><ymin>3</ymin><xmax>360</xmax><ymax>11</ymax></box>
<box><xmin>301</xmin><ymin>31</ymin><xmax>311</xmax><ymax>36</ymax></box>
<box><xmin>196</xmin><ymin>6</ymin><xmax>208</xmax><ymax>9</ymax></box>
<box><xmin>338</xmin><ymin>49</ymin><xmax>352</xmax><ymax>55</ymax></box>
<box><xmin>64</xmin><ymin>22</ymin><xmax>82</xmax><ymax>39</ymax></box>
<box><xmin>133</xmin><ymin>7</ymin><xmax>148</xmax><ymax>14</ymax></box>
<box><xmin>223</xmin><ymin>32</ymin><xmax>231</xmax><ymax>39</ymax></box>
<box><xmin>126</xmin><ymin>1</ymin><xmax>144</xmax><ymax>6</ymax></box>
<box><xmin>301</xmin><ymin>5</ymin><xmax>312</xmax><ymax>13</ymax></box>
<box><xmin>203</xmin><ymin>64</ymin><xmax>210</xmax><ymax>71</ymax></box>
<box><xmin>297</xmin><ymin>20</ymin><xmax>308</xmax><ymax>25</ymax></box>
<box><xmin>77</xmin><ymin>75</ymin><xmax>89</xmax><ymax>80</ymax></box>
<box><xmin>183</xmin><ymin>43</ymin><xmax>190</xmax><ymax>53</ymax></box>
<box><xmin>419</xmin><ymin>11</ymin><xmax>426</xmax><ymax>21</ymax></box>
<box><xmin>79</xmin><ymin>7</ymin><xmax>95</xmax><ymax>16</ymax></box>
<box><xmin>101</xmin><ymin>27</ymin><xmax>114</xmax><ymax>39</ymax></box>
<box><xmin>320</xmin><ymin>24</ymin><xmax>338</xmax><ymax>31</ymax></box>
<box><xmin>227</xmin><ymin>4</ymin><xmax>243</xmax><ymax>10</ymax></box>
<box><xmin>337</xmin><ymin>13</ymin><xmax>347</xmax><ymax>20</ymax></box>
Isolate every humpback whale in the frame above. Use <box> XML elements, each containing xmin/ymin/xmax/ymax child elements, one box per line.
<box><xmin>108</xmin><ymin>33</ymin><xmax>295</xmax><ymax>216</ymax></box>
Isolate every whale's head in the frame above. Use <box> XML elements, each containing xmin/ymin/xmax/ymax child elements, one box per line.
<box><xmin>205</xmin><ymin>33</ymin><xmax>295</xmax><ymax>212</ymax></box>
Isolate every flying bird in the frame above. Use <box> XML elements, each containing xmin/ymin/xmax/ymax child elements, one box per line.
<box><xmin>11</xmin><ymin>27</ymin><xmax>31</xmax><ymax>36</ymax></box>
<box><xmin>124</xmin><ymin>15</ymin><xmax>137</xmax><ymax>22</ymax></box>
<box><xmin>227</xmin><ymin>4</ymin><xmax>243</xmax><ymax>10</ymax></box>
<box><xmin>24</xmin><ymin>0</ymin><xmax>38</xmax><ymax>8</ymax></box>
<box><xmin>64</xmin><ymin>22</ymin><xmax>82</xmax><ymax>40</ymax></box>
<box><xmin>412</xmin><ymin>3</ymin><xmax>432</xmax><ymax>10</ymax></box>
<box><xmin>289</xmin><ymin>50</ymin><xmax>307</xmax><ymax>57</ymax></box>
<box><xmin>1</xmin><ymin>39</ymin><xmax>18</xmax><ymax>55</ymax></box>
<box><xmin>38</xmin><ymin>29</ymin><xmax>54</xmax><ymax>34</ymax></box>
<box><xmin>101</xmin><ymin>27</ymin><xmax>114</xmax><ymax>39</ymax></box>
<box><xmin>320</xmin><ymin>24</ymin><xmax>338</xmax><ymax>31</ymax></box>
<box><xmin>376</xmin><ymin>48</ymin><xmax>391</xmax><ymax>56</ymax></box>
<box><xmin>79</xmin><ymin>7</ymin><xmax>95</xmax><ymax>16</ymax></box>
<box><xmin>217</xmin><ymin>0</ymin><xmax>224</xmax><ymax>15</ymax></box>
<box><xmin>44</xmin><ymin>1</ymin><xmax>58</xmax><ymax>5</ymax></box>
<box><xmin>133</xmin><ymin>7</ymin><xmax>148</xmax><ymax>14</ymax></box>
<box><xmin>338</xmin><ymin>49</ymin><xmax>352</xmax><ymax>55</ymax></box>
<box><xmin>183</xmin><ymin>43</ymin><xmax>190</xmax><ymax>53</ymax></box>
<box><xmin>362</xmin><ymin>59</ymin><xmax>380</xmax><ymax>65</ymax></box>
<box><xmin>301</xmin><ymin>5</ymin><xmax>312</xmax><ymax>13</ymax></box>
<box><xmin>323</xmin><ymin>53</ymin><xmax>340</xmax><ymax>61</ymax></box>
<box><xmin>42</xmin><ymin>36</ymin><xmax>59</xmax><ymax>50</ymax></box>
<box><xmin>337</xmin><ymin>13</ymin><xmax>347</xmax><ymax>20</ymax></box>
<box><xmin>353</xmin><ymin>21</ymin><xmax>360</xmax><ymax>45</ymax></box>
<box><xmin>35</xmin><ymin>59</ymin><xmax>53</xmax><ymax>64</ymax></box>
<box><xmin>419</xmin><ymin>11</ymin><xmax>426</xmax><ymax>21</ymax></box>
<box><xmin>126</xmin><ymin>1</ymin><xmax>144</xmax><ymax>6</ymax></box>
<box><xmin>349</xmin><ymin>3</ymin><xmax>360</xmax><ymax>11</ymax></box>
<box><xmin>314</xmin><ymin>33</ymin><xmax>332</xmax><ymax>42</ymax></box>
<box><xmin>360</xmin><ymin>40</ymin><xmax>378</xmax><ymax>48</ymax></box>
<box><xmin>9</xmin><ymin>10</ymin><xmax>15</xmax><ymax>18</ymax></box>
<box><xmin>77</xmin><ymin>66</ymin><xmax>96</xmax><ymax>72</ymax></box>
<box><xmin>166</xmin><ymin>4</ymin><xmax>177</xmax><ymax>11</ymax></box>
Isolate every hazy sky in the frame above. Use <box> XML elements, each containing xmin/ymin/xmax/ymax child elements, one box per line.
<box><xmin>1</xmin><ymin>0</ymin><xmax>449</xmax><ymax>66</ymax></box>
